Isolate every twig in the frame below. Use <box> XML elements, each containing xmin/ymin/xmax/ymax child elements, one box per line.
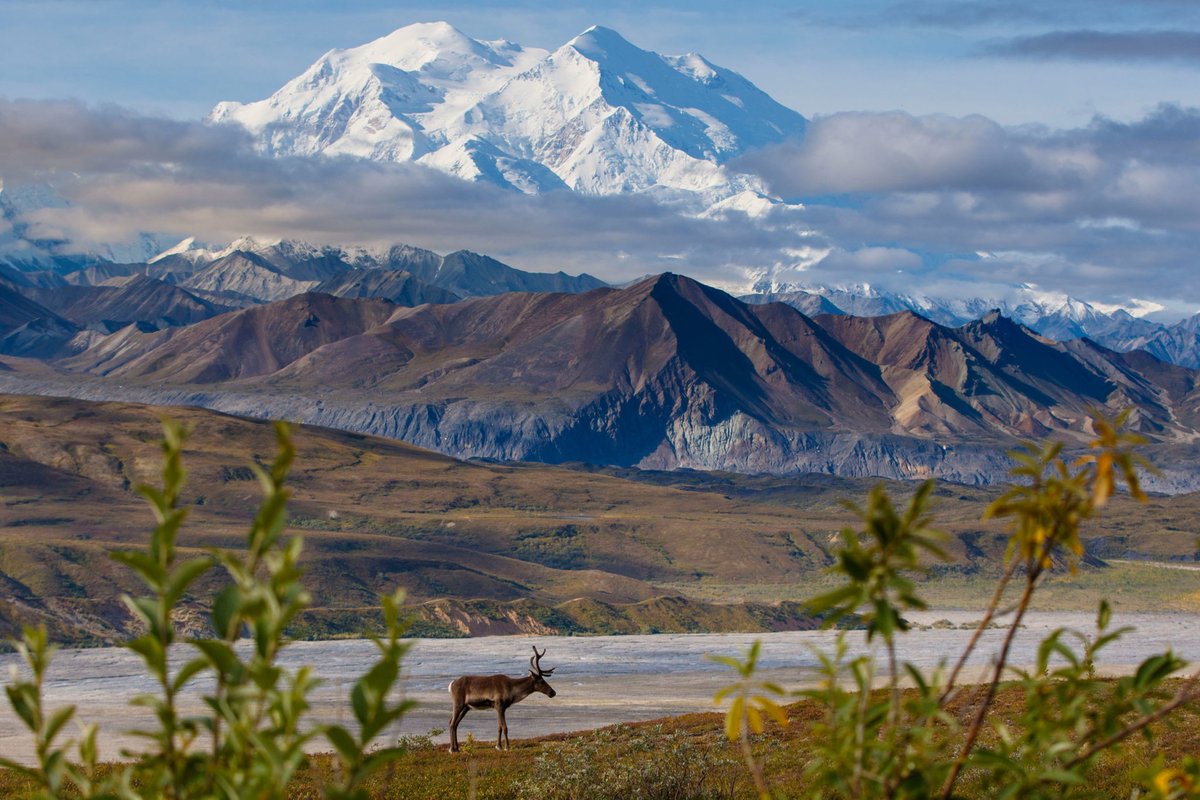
<box><xmin>740</xmin><ymin>723</ymin><xmax>770</xmax><ymax>800</ymax></box>
<box><xmin>1063</xmin><ymin>672</ymin><xmax>1200</xmax><ymax>770</ymax></box>
<box><xmin>940</xmin><ymin>557</ymin><xmax>1020</xmax><ymax>705</ymax></box>
<box><xmin>939</xmin><ymin>567</ymin><xmax>1040</xmax><ymax>800</ymax></box>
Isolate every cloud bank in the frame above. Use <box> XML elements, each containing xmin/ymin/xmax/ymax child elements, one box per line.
<box><xmin>2</xmin><ymin>98</ymin><xmax>1200</xmax><ymax>315</ymax></box>
<box><xmin>983</xmin><ymin>30</ymin><xmax>1200</xmax><ymax>64</ymax></box>
<box><xmin>0</xmin><ymin>99</ymin><xmax>815</xmax><ymax>291</ymax></box>
<box><xmin>734</xmin><ymin>104</ymin><xmax>1200</xmax><ymax>312</ymax></box>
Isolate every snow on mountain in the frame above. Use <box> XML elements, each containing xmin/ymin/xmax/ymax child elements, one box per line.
<box><xmin>148</xmin><ymin>236</ymin><xmax>217</xmax><ymax>266</ymax></box>
<box><xmin>209</xmin><ymin>22</ymin><xmax>806</xmax><ymax>198</ymax></box>
<box><xmin>743</xmin><ymin>281</ymin><xmax>1169</xmax><ymax>353</ymax></box>
<box><xmin>210</xmin><ymin>22</ymin><xmax>543</xmax><ymax>165</ymax></box>
<box><xmin>143</xmin><ymin>234</ymin><xmax>605</xmax><ymax>301</ymax></box>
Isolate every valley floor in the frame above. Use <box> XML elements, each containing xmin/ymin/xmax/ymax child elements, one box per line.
<box><xmin>1</xmin><ymin>611</ymin><xmax>1195</xmax><ymax>766</ymax></box>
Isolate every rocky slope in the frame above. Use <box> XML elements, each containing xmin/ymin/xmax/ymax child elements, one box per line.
<box><xmin>0</xmin><ymin>285</ymin><xmax>79</xmax><ymax>358</ymax></box>
<box><xmin>313</xmin><ymin>269</ymin><xmax>460</xmax><ymax>305</ymax></box>
<box><xmin>27</xmin><ymin>275</ymin><xmax>231</xmax><ymax>333</ymax></box>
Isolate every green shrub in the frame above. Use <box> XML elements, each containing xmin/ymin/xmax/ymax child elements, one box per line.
<box><xmin>0</xmin><ymin>421</ymin><xmax>414</xmax><ymax>800</ymax></box>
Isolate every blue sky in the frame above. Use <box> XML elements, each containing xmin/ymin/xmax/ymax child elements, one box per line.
<box><xmin>2</xmin><ymin>0</ymin><xmax>1196</xmax><ymax>125</ymax></box>
<box><xmin>1</xmin><ymin>1</ymin><xmax>1199</xmax><ymax>314</ymax></box>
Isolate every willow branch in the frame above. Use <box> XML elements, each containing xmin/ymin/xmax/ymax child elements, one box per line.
<box><xmin>940</xmin><ymin>557</ymin><xmax>1020</xmax><ymax>705</ymax></box>
<box><xmin>939</xmin><ymin>565</ymin><xmax>1039</xmax><ymax>800</ymax></box>
<box><xmin>1063</xmin><ymin>673</ymin><xmax>1200</xmax><ymax>770</ymax></box>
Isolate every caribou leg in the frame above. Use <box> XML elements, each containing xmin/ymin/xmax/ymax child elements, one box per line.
<box><xmin>449</xmin><ymin>704</ymin><xmax>469</xmax><ymax>752</ymax></box>
<box><xmin>496</xmin><ymin>706</ymin><xmax>505</xmax><ymax>750</ymax></box>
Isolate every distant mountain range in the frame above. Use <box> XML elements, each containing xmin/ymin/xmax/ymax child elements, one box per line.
<box><xmin>2</xmin><ymin>268</ymin><xmax>1199</xmax><ymax>490</ymax></box>
<box><xmin>0</xmin><ymin>20</ymin><xmax>1189</xmax><ymax>359</ymax></box>
<box><xmin>0</xmin><ymin>19</ymin><xmax>1194</xmax><ymax>488</ymax></box>
<box><xmin>747</xmin><ymin>284</ymin><xmax>1200</xmax><ymax>370</ymax></box>
<box><xmin>2</xmin><ymin>235</ymin><xmax>1196</xmax><ymax>373</ymax></box>
<box><xmin>0</xmin><ymin>235</ymin><xmax>607</xmax><ymax>356</ymax></box>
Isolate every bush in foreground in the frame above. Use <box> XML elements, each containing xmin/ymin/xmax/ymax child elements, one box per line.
<box><xmin>1</xmin><ymin>422</ymin><xmax>412</xmax><ymax>800</ymax></box>
<box><xmin>713</xmin><ymin>413</ymin><xmax>1200</xmax><ymax>799</ymax></box>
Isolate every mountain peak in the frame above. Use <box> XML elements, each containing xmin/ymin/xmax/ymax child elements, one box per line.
<box><xmin>361</xmin><ymin>21</ymin><xmax>504</xmax><ymax>69</ymax></box>
<box><xmin>148</xmin><ymin>237</ymin><xmax>199</xmax><ymax>264</ymax></box>
<box><xmin>568</xmin><ymin>24</ymin><xmax>638</xmax><ymax>55</ymax></box>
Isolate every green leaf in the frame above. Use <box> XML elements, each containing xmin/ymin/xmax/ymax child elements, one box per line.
<box><xmin>806</xmin><ymin>585</ymin><xmax>859</xmax><ymax>616</ymax></box>
<box><xmin>124</xmin><ymin>596</ymin><xmax>163</xmax><ymax>631</ymax></box>
<box><xmin>211</xmin><ymin>584</ymin><xmax>242</xmax><ymax>640</ymax></box>
<box><xmin>6</xmin><ymin>685</ymin><xmax>38</xmax><ymax>730</ymax></box>
<box><xmin>325</xmin><ymin>724</ymin><xmax>359</xmax><ymax>763</ymax></box>
<box><xmin>350</xmin><ymin>681</ymin><xmax>370</xmax><ymax>727</ymax></box>
<box><xmin>172</xmin><ymin>657</ymin><xmax>210</xmax><ymax>693</ymax></box>
<box><xmin>125</xmin><ymin>635</ymin><xmax>165</xmax><ymax>670</ymax></box>
<box><xmin>43</xmin><ymin>704</ymin><xmax>75</xmax><ymax>744</ymax></box>
<box><xmin>192</xmin><ymin>638</ymin><xmax>239</xmax><ymax>675</ymax></box>
<box><xmin>165</xmin><ymin>556</ymin><xmax>213</xmax><ymax>605</ymax></box>
<box><xmin>1039</xmin><ymin>768</ymin><xmax>1086</xmax><ymax>785</ymax></box>
<box><xmin>109</xmin><ymin>550</ymin><xmax>167</xmax><ymax>587</ymax></box>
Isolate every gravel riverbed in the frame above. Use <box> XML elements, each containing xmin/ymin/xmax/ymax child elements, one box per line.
<box><xmin>1</xmin><ymin>611</ymin><xmax>1195</xmax><ymax>763</ymax></box>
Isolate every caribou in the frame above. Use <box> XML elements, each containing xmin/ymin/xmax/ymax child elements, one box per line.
<box><xmin>448</xmin><ymin>645</ymin><xmax>557</xmax><ymax>752</ymax></box>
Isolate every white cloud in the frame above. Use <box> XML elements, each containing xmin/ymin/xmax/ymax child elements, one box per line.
<box><xmin>4</xmin><ymin>98</ymin><xmax>1200</xmax><ymax>314</ymax></box>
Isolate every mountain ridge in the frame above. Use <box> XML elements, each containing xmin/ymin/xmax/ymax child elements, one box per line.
<box><xmin>745</xmin><ymin>284</ymin><xmax>1200</xmax><ymax>369</ymax></box>
<box><xmin>4</xmin><ymin>272</ymin><xmax>1199</xmax><ymax>490</ymax></box>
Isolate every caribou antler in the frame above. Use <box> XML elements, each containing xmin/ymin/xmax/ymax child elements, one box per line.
<box><xmin>530</xmin><ymin>645</ymin><xmax>555</xmax><ymax>676</ymax></box>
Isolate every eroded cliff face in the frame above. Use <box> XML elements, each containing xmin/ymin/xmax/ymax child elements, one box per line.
<box><xmin>3</xmin><ymin>372</ymin><xmax>1198</xmax><ymax>493</ymax></box>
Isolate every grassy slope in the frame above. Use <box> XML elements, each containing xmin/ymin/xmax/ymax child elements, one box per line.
<box><xmin>0</xmin><ymin>393</ymin><xmax>1198</xmax><ymax>644</ymax></box>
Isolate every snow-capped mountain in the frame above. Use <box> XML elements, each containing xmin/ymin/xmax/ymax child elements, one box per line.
<box><xmin>743</xmin><ymin>282</ymin><xmax>1169</xmax><ymax>353</ymax></box>
<box><xmin>147</xmin><ymin>235</ymin><xmax>606</xmax><ymax>301</ymax></box>
<box><xmin>209</xmin><ymin>22</ymin><xmax>806</xmax><ymax>197</ymax></box>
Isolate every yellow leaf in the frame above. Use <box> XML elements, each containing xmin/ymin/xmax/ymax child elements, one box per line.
<box><xmin>1154</xmin><ymin>768</ymin><xmax>1183</xmax><ymax>795</ymax></box>
<box><xmin>1094</xmin><ymin>451</ymin><xmax>1115</xmax><ymax>502</ymax></box>
<box><xmin>758</xmin><ymin>697</ymin><xmax>789</xmax><ymax>727</ymax></box>
<box><xmin>725</xmin><ymin>697</ymin><xmax>744</xmax><ymax>741</ymax></box>
<box><xmin>746</xmin><ymin>704</ymin><xmax>764</xmax><ymax>734</ymax></box>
